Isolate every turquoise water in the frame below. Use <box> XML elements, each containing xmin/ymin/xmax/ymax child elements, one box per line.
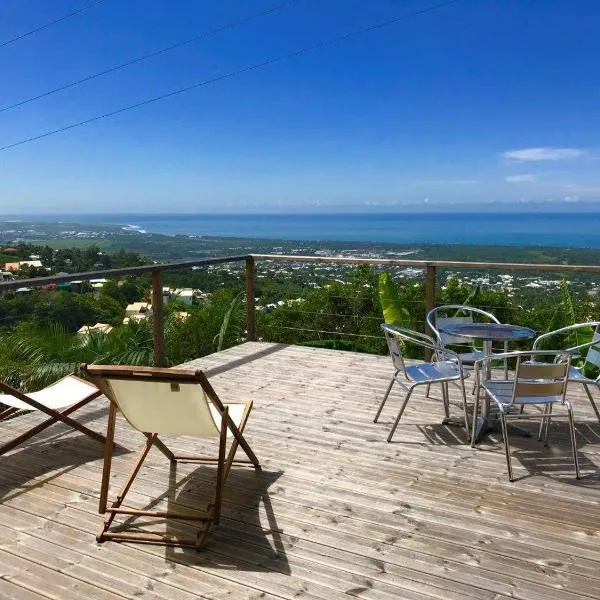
<box><xmin>14</xmin><ymin>212</ymin><xmax>600</xmax><ymax>248</ymax></box>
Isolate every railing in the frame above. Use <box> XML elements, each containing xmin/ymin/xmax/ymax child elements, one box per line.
<box><xmin>2</xmin><ymin>253</ymin><xmax>600</xmax><ymax>364</ymax></box>
<box><xmin>0</xmin><ymin>255</ymin><xmax>248</xmax><ymax>367</ymax></box>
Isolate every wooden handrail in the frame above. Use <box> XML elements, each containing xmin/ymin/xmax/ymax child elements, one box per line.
<box><xmin>3</xmin><ymin>251</ymin><xmax>600</xmax><ymax>361</ymax></box>
<box><xmin>249</xmin><ymin>254</ymin><xmax>600</xmax><ymax>273</ymax></box>
<box><xmin>0</xmin><ymin>255</ymin><xmax>248</xmax><ymax>292</ymax></box>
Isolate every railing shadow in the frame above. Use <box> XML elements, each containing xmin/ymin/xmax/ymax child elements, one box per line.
<box><xmin>182</xmin><ymin>343</ymin><xmax>290</xmax><ymax>378</ymax></box>
<box><xmin>0</xmin><ymin>434</ymin><xmax>118</xmax><ymax>502</ymax></box>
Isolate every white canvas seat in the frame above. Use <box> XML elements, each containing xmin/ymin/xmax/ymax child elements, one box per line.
<box><xmin>82</xmin><ymin>364</ymin><xmax>260</xmax><ymax>549</ymax></box>
<box><xmin>0</xmin><ymin>374</ymin><xmax>104</xmax><ymax>455</ymax></box>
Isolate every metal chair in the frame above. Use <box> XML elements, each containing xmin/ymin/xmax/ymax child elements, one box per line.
<box><xmin>375</xmin><ymin>324</ymin><xmax>470</xmax><ymax>443</ymax></box>
<box><xmin>472</xmin><ymin>350</ymin><xmax>578</xmax><ymax>481</ymax></box>
<box><xmin>532</xmin><ymin>322</ymin><xmax>600</xmax><ymax>423</ymax></box>
<box><xmin>426</xmin><ymin>305</ymin><xmax>508</xmax><ymax>373</ymax></box>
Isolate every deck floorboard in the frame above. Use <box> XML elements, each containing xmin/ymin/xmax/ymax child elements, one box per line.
<box><xmin>1</xmin><ymin>342</ymin><xmax>600</xmax><ymax>599</ymax></box>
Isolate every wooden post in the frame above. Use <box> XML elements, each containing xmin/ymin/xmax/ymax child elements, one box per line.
<box><xmin>151</xmin><ymin>270</ymin><xmax>166</xmax><ymax>367</ymax></box>
<box><xmin>425</xmin><ymin>264</ymin><xmax>437</xmax><ymax>360</ymax></box>
<box><xmin>245</xmin><ymin>256</ymin><xmax>256</xmax><ymax>342</ymax></box>
<box><xmin>425</xmin><ymin>264</ymin><xmax>436</xmax><ymax>330</ymax></box>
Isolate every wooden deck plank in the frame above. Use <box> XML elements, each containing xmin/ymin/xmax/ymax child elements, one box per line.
<box><xmin>1</xmin><ymin>341</ymin><xmax>600</xmax><ymax>599</ymax></box>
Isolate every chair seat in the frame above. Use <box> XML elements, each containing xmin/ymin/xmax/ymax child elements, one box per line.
<box><xmin>568</xmin><ymin>366</ymin><xmax>597</xmax><ymax>384</ymax></box>
<box><xmin>457</xmin><ymin>351</ymin><xmax>486</xmax><ymax>365</ymax></box>
<box><xmin>406</xmin><ymin>360</ymin><xmax>460</xmax><ymax>384</ymax></box>
<box><xmin>482</xmin><ymin>380</ymin><xmax>564</xmax><ymax>409</ymax></box>
<box><xmin>209</xmin><ymin>402</ymin><xmax>248</xmax><ymax>432</ymax></box>
<box><xmin>0</xmin><ymin>375</ymin><xmax>98</xmax><ymax>411</ymax></box>
<box><xmin>459</xmin><ymin>350</ymin><xmax>508</xmax><ymax>365</ymax></box>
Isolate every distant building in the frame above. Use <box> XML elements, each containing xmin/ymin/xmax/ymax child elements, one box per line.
<box><xmin>123</xmin><ymin>302</ymin><xmax>150</xmax><ymax>324</ymax></box>
<box><xmin>162</xmin><ymin>287</ymin><xmax>196</xmax><ymax>306</ymax></box>
<box><xmin>3</xmin><ymin>260</ymin><xmax>43</xmax><ymax>272</ymax></box>
<box><xmin>77</xmin><ymin>323</ymin><xmax>113</xmax><ymax>335</ymax></box>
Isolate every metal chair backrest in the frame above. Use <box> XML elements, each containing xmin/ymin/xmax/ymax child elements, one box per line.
<box><xmin>427</xmin><ymin>305</ymin><xmax>500</xmax><ymax>346</ymax></box>
<box><xmin>533</xmin><ymin>322</ymin><xmax>600</xmax><ymax>373</ymax></box>
<box><xmin>381</xmin><ymin>324</ymin><xmax>446</xmax><ymax>376</ymax></box>
<box><xmin>508</xmin><ymin>352</ymin><xmax>571</xmax><ymax>408</ymax></box>
<box><xmin>584</xmin><ymin>330</ymin><xmax>600</xmax><ymax>370</ymax></box>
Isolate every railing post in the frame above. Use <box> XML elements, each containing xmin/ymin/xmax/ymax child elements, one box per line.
<box><xmin>425</xmin><ymin>264</ymin><xmax>437</xmax><ymax>360</ymax></box>
<box><xmin>425</xmin><ymin>264</ymin><xmax>437</xmax><ymax>329</ymax></box>
<box><xmin>151</xmin><ymin>269</ymin><xmax>166</xmax><ymax>367</ymax></box>
<box><xmin>245</xmin><ymin>256</ymin><xmax>256</xmax><ymax>342</ymax></box>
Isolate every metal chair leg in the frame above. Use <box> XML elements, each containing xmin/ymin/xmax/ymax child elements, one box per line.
<box><xmin>566</xmin><ymin>404</ymin><xmax>581</xmax><ymax>479</ymax></box>
<box><xmin>374</xmin><ymin>373</ymin><xmax>397</xmax><ymax>423</ymax></box>
<box><xmin>537</xmin><ymin>404</ymin><xmax>549</xmax><ymax>441</ymax></box>
<box><xmin>471</xmin><ymin>385</ymin><xmax>481</xmax><ymax>447</ymax></box>
<box><xmin>441</xmin><ymin>382</ymin><xmax>450</xmax><ymax>419</ymax></box>
<box><xmin>500</xmin><ymin>413</ymin><xmax>514</xmax><ymax>482</ymax></box>
<box><xmin>459</xmin><ymin>379</ymin><xmax>471</xmax><ymax>443</ymax></box>
<box><xmin>387</xmin><ymin>387</ymin><xmax>414</xmax><ymax>442</ymax></box>
<box><xmin>543</xmin><ymin>403</ymin><xmax>553</xmax><ymax>446</ymax></box>
<box><xmin>583</xmin><ymin>383</ymin><xmax>600</xmax><ymax>423</ymax></box>
<box><xmin>425</xmin><ymin>382</ymin><xmax>432</xmax><ymax>398</ymax></box>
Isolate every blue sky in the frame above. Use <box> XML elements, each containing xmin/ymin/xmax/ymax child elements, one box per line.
<box><xmin>0</xmin><ymin>0</ymin><xmax>598</xmax><ymax>213</ymax></box>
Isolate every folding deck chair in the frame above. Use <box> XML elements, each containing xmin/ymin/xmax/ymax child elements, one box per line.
<box><xmin>82</xmin><ymin>364</ymin><xmax>261</xmax><ymax>549</ymax></box>
<box><xmin>0</xmin><ymin>374</ymin><xmax>105</xmax><ymax>455</ymax></box>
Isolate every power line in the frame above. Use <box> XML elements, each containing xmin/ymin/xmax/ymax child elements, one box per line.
<box><xmin>0</xmin><ymin>0</ymin><xmax>305</xmax><ymax>114</ymax></box>
<box><xmin>0</xmin><ymin>0</ymin><xmax>108</xmax><ymax>50</ymax></box>
<box><xmin>0</xmin><ymin>0</ymin><xmax>462</xmax><ymax>153</ymax></box>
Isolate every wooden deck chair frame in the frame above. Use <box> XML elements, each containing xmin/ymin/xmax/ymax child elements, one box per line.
<box><xmin>81</xmin><ymin>364</ymin><xmax>260</xmax><ymax>549</ymax></box>
<box><xmin>0</xmin><ymin>374</ymin><xmax>104</xmax><ymax>456</ymax></box>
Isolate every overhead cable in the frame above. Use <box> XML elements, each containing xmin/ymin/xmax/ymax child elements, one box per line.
<box><xmin>0</xmin><ymin>0</ymin><xmax>305</xmax><ymax>114</ymax></box>
<box><xmin>0</xmin><ymin>0</ymin><xmax>108</xmax><ymax>50</ymax></box>
<box><xmin>0</xmin><ymin>0</ymin><xmax>461</xmax><ymax>152</ymax></box>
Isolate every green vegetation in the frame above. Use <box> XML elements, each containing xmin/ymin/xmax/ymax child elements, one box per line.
<box><xmin>1</xmin><ymin>237</ymin><xmax>598</xmax><ymax>393</ymax></box>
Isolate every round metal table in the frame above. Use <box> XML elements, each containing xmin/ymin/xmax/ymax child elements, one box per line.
<box><xmin>437</xmin><ymin>322</ymin><xmax>536</xmax><ymax>442</ymax></box>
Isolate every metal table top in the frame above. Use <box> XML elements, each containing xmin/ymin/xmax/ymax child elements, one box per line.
<box><xmin>438</xmin><ymin>322</ymin><xmax>536</xmax><ymax>342</ymax></box>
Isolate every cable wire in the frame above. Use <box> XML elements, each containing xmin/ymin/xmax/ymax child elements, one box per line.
<box><xmin>0</xmin><ymin>0</ymin><xmax>461</xmax><ymax>152</ymax></box>
<box><xmin>0</xmin><ymin>0</ymin><xmax>108</xmax><ymax>50</ymax></box>
<box><xmin>0</xmin><ymin>0</ymin><xmax>305</xmax><ymax>114</ymax></box>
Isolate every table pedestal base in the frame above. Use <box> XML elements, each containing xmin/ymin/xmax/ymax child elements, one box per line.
<box><xmin>473</xmin><ymin>415</ymin><xmax>532</xmax><ymax>443</ymax></box>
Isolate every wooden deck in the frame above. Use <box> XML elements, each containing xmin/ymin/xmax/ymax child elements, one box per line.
<box><xmin>1</xmin><ymin>341</ymin><xmax>600</xmax><ymax>600</ymax></box>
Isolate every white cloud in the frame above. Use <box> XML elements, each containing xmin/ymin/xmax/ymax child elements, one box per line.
<box><xmin>502</xmin><ymin>147</ymin><xmax>585</xmax><ymax>162</ymax></box>
<box><xmin>413</xmin><ymin>179</ymin><xmax>478</xmax><ymax>185</ymax></box>
<box><xmin>505</xmin><ymin>174</ymin><xmax>536</xmax><ymax>182</ymax></box>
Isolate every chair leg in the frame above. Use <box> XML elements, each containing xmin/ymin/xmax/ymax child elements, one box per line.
<box><xmin>457</xmin><ymin>378</ymin><xmax>471</xmax><ymax>443</ymax></box>
<box><xmin>537</xmin><ymin>404</ymin><xmax>549</xmax><ymax>442</ymax></box>
<box><xmin>441</xmin><ymin>382</ymin><xmax>450</xmax><ymax>419</ymax></box>
<box><xmin>543</xmin><ymin>403</ymin><xmax>553</xmax><ymax>446</ymax></box>
<box><xmin>387</xmin><ymin>387</ymin><xmax>414</xmax><ymax>443</ymax></box>
<box><xmin>374</xmin><ymin>374</ymin><xmax>397</xmax><ymax>423</ymax></box>
<box><xmin>500</xmin><ymin>413</ymin><xmax>514</xmax><ymax>482</ymax></box>
<box><xmin>583</xmin><ymin>383</ymin><xmax>600</xmax><ymax>423</ymax></box>
<box><xmin>566</xmin><ymin>404</ymin><xmax>581</xmax><ymax>479</ymax></box>
<box><xmin>471</xmin><ymin>387</ymin><xmax>481</xmax><ymax>447</ymax></box>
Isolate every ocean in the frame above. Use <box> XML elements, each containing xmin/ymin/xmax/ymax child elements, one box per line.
<box><xmin>15</xmin><ymin>211</ymin><xmax>600</xmax><ymax>248</ymax></box>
